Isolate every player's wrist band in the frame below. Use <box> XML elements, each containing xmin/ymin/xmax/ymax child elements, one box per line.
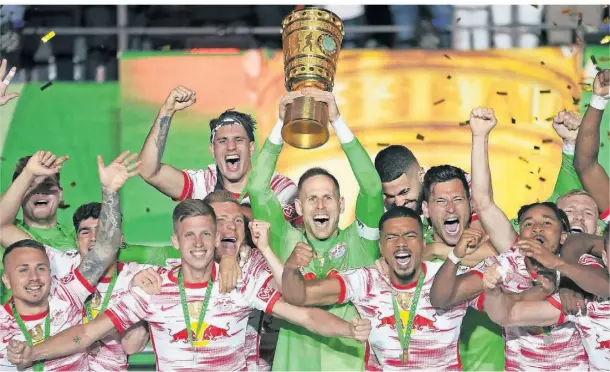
<box><xmin>448</xmin><ymin>250</ymin><xmax>462</xmax><ymax>265</ymax></box>
<box><xmin>590</xmin><ymin>94</ymin><xmax>609</xmax><ymax>111</ymax></box>
<box><xmin>268</xmin><ymin>118</ymin><xmax>285</xmax><ymax>145</ymax></box>
<box><xmin>562</xmin><ymin>142</ymin><xmax>575</xmax><ymax>155</ymax></box>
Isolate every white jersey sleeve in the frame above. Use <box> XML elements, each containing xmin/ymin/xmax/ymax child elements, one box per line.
<box><xmin>336</xmin><ymin>268</ymin><xmax>371</xmax><ymax>304</ymax></box>
<box><xmin>178</xmin><ymin>165</ymin><xmax>217</xmax><ymax>201</ymax></box>
<box><xmin>243</xmin><ymin>267</ymin><xmax>282</xmax><ymax>315</ymax></box>
<box><xmin>105</xmin><ymin>286</ymin><xmax>152</xmax><ymax>333</ymax></box>
<box><xmin>45</xmin><ymin>245</ymin><xmax>81</xmax><ymax>280</ymax></box>
<box><xmin>53</xmin><ymin>268</ymin><xmax>96</xmax><ymax>305</ymax></box>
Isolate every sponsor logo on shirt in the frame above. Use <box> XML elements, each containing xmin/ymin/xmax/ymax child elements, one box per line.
<box><xmin>329</xmin><ymin>243</ymin><xmax>346</xmax><ymax>260</ymax></box>
<box><xmin>169</xmin><ymin>322</ymin><xmax>232</xmax><ymax>346</ymax></box>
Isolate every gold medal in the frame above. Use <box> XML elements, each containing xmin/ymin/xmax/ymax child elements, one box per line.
<box><xmin>401</xmin><ymin>347</ymin><xmax>409</xmax><ymax>365</ymax></box>
<box><xmin>397</xmin><ymin>292</ymin><xmax>412</xmax><ymax>311</ymax></box>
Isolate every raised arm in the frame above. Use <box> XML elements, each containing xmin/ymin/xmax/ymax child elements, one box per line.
<box><xmin>429</xmin><ymin>228</ymin><xmax>487</xmax><ymax>308</ymax></box>
<box><xmin>469</xmin><ymin>107</ymin><xmax>517</xmax><ymax>253</ymax></box>
<box><xmin>249</xmin><ymin>220</ymin><xmax>285</xmax><ymax>290</ymax></box>
<box><xmin>0</xmin><ymin>59</ymin><xmax>20</xmax><ymax>106</ymax></box>
<box><xmin>560</xmin><ymin>233</ymin><xmax>605</xmax><ymax>264</ymax></box>
<box><xmin>0</xmin><ymin>151</ymin><xmax>69</xmax><ymax>245</ymax></box>
<box><xmin>78</xmin><ymin>152</ymin><xmax>141</xmax><ymax>286</ymax></box>
<box><xmin>574</xmin><ymin>70</ymin><xmax>610</xmax><ymax>214</ymax></box>
<box><xmin>246</xmin><ymin>92</ymin><xmax>303</xmax><ymax>256</ymax></box>
<box><xmin>138</xmin><ymin>87</ymin><xmax>196</xmax><ymax>200</ymax></box>
<box><xmin>546</xmin><ymin>111</ymin><xmax>583</xmax><ymax>202</ymax></box>
<box><xmin>7</xmin><ymin>313</ymin><xmax>117</xmax><ymax>368</ymax></box>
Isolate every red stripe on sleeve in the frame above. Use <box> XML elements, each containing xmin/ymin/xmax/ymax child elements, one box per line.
<box><xmin>74</xmin><ymin>269</ymin><xmax>95</xmax><ymax>294</ymax></box>
<box><xmin>177</xmin><ymin>171</ymin><xmax>193</xmax><ymax>201</ymax></box>
<box><xmin>104</xmin><ymin>309</ymin><xmax>126</xmax><ymax>333</ymax></box>
<box><xmin>335</xmin><ymin>276</ymin><xmax>347</xmax><ymax>304</ymax></box>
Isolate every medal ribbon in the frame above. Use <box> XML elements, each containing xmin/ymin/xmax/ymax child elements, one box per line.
<box><xmin>85</xmin><ymin>269</ymin><xmax>118</xmax><ymax>322</ymax></box>
<box><xmin>178</xmin><ymin>269</ymin><xmax>214</xmax><ymax>349</ymax></box>
<box><xmin>391</xmin><ymin>271</ymin><xmax>425</xmax><ymax>364</ymax></box>
<box><xmin>12</xmin><ymin>302</ymin><xmax>50</xmax><ymax>372</ymax></box>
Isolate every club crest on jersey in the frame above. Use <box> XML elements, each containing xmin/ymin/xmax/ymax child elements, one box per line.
<box><xmin>283</xmin><ymin>204</ymin><xmax>297</xmax><ymax>219</ymax></box>
<box><xmin>329</xmin><ymin>243</ymin><xmax>346</xmax><ymax>260</ymax></box>
<box><xmin>214</xmin><ymin>297</ymin><xmax>234</xmax><ymax>312</ymax></box>
<box><xmin>51</xmin><ymin>309</ymin><xmax>66</xmax><ymax>326</ymax></box>
<box><xmin>65</xmin><ymin>250</ymin><xmax>79</xmax><ymax>258</ymax></box>
<box><xmin>256</xmin><ymin>280</ymin><xmax>276</xmax><ymax>302</ymax></box>
<box><xmin>60</xmin><ymin>271</ymin><xmax>75</xmax><ymax>284</ymax></box>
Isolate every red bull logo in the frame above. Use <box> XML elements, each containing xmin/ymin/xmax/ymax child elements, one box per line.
<box><xmin>412</xmin><ymin>314</ymin><xmax>437</xmax><ymax>331</ymax></box>
<box><xmin>377</xmin><ymin>315</ymin><xmax>396</xmax><ymax>328</ymax></box>
<box><xmin>202</xmin><ymin>324</ymin><xmax>230</xmax><ymax>341</ymax></box>
<box><xmin>169</xmin><ymin>328</ymin><xmax>196</xmax><ymax>344</ymax></box>
<box><xmin>596</xmin><ymin>336</ymin><xmax>610</xmax><ymax>350</ymax></box>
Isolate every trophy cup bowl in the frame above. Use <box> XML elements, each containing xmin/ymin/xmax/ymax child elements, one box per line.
<box><xmin>281</xmin><ymin>7</ymin><xmax>344</xmax><ymax>149</ymax></box>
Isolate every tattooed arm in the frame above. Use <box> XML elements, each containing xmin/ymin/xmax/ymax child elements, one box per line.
<box><xmin>138</xmin><ymin>86</ymin><xmax>196</xmax><ymax>200</ymax></box>
<box><xmin>78</xmin><ymin>152</ymin><xmax>141</xmax><ymax>286</ymax></box>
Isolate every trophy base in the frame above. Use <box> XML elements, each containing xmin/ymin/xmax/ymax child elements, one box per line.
<box><xmin>282</xmin><ymin>96</ymin><xmax>330</xmax><ymax>149</ymax></box>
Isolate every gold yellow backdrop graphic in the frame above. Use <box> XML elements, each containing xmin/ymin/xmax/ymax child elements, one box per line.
<box><xmin>121</xmin><ymin>47</ymin><xmax>582</xmax><ymax>227</ymax></box>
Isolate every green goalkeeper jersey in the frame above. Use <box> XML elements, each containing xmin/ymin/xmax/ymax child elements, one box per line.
<box><xmin>248</xmin><ymin>138</ymin><xmax>384</xmax><ymax>371</ymax></box>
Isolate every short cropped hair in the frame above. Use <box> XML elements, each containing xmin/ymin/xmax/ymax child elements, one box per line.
<box><xmin>2</xmin><ymin>239</ymin><xmax>47</xmax><ymax>265</ymax></box>
<box><xmin>374</xmin><ymin>145</ymin><xmax>419</xmax><ymax>183</ymax></box>
<box><xmin>423</xmin><ymin>165</ymin><xmax>470</xmax><ymax>202</ymax></box>
<box><xmin>172</xmin><ymin>199</ymin><xmax>217</xmax><ymax>229</ymax></box>
<box><xmin>378</xmin><ymin>206</ymin><xmax>423</xmax><ymax>233</ymax></box>
<box><xmin>557</xmin><ymin>189</ymin><xmax>598</xmax><ymax>208</ymax></box>
<box><xmin>517</xmin><ymin>202</ymin><xmax>570</xmax><ymax>233</ymax></box>
<box><xmin>203</xmin><ymin>190</ymin><xmax>241</xmax><ymax>207</ymax></box>
<box><xmin>73</xmin><ymin>202</ymin><xmax>102</xmax><ymax>233</ymax></box>
<box><xmin>297</xmin><ymin>167</ymin><xmax>340</xmax><ymax>195</ymax></box>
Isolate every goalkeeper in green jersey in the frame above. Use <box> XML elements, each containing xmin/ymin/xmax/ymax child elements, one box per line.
<box><xmin>247</xmin><ymin>88</ymin><xmax>384</xmax><ymax>371</ymax></box>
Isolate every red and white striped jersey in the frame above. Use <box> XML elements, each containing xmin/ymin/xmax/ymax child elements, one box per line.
<box><xmin>471</xmin><ymin>249</ymin><xmax>589</xmax><ymax>371</ymax></box>
<box><xmin>600</xmin><ymin>207</ymin><xmax>610</xmax><ymax>224</ymax></box>
<box><xmin>0</xmin><ymin>269</ymin><xmax>95</xmax><ymax>371</ymax></box>
<box><xmin>336</xmin><ymin>261</ymin><xmax>479</xmax><ymax>371</ymax></box>
<box><xmin>179</xmin><ymin>165</ymin><xmax>300</xmax><ymax>224</ymax></box>
<box><xmin>563</xmin><ymin>254</ymin><xmax>610</xmax><ymax>371</ymax></box>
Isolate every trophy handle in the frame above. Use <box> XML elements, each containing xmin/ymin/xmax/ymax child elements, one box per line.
<box><xmin>282</xmin><ymin>96</ymin><xmax>330</xmax><ymax>149</ymax></box>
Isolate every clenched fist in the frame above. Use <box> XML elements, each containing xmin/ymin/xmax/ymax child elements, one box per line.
<box><xmin>350</xmin><ymin>318</ymin><xmax>372</xmax><ymax>343</ymax></box>
<box><xmin>593</xmin><ymin>69</ymin><xmax>609</xmax><ymax>98</ymax></box>
<box><xmin>453</xmin><ymin>228</ymin><xmax>489</xmax><ymax>259</ymax></box>
<box><xmin>469</xmin><ymin>107</ymin><xmax>497</xmax><ymax>137</ymax></box>
<box><xmin>552</xmin><ymin>110</ymin><xmax>581</xmax><ymax>143</ymax></box>
<box><xmin>285</xmin><ymin>242</ymin><xmax>316</xmax><ymax>270</ymax></box>
<box><xmin>162</xmin><ymin>86</ymin><xmax>196</xmax><ymax>114</ymax></box>
<box><xmin>249</xmin><ymin>220</ymin><xmax>271</xmax><ymax>251</ymax></box>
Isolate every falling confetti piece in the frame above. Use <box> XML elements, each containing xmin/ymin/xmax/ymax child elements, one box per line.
<box><xmin>525</xmin><ymin>185</ymin><xmax>532</xmax><ymax>190</ymax></box>
<box><xmin>458</xmin><ymin>122</ymin><xmax>469</xmax><ymax>127</ymax></box>
<box><xmin>545</xmin><ymin>117</ymin><xmax>554</xmax><ymax>122</ymax></box>
<box><xmin>591</xmin><ymin>55</ymin><xmax>598</xmax><ymax>65</ymax></box>
<box><xmin>600</xmin><ymin>57</ymin><xmax>610</xmax><ymax>62</ymax></box>
<box><xmin>602</xmin><ymin>35</ymin><xmax>610</xmax><ymax>44</ymax></box>
<box><xmin>497</xmin><ymin>91</ymin><xmax>508</xmax><ymax>96</ymax></box>
<box><xmin>511</xmin><ymin>118</ymin><xmax>516</xmax><ymax>124</ymax></box>
<box><xmin>540</xmin><ymin>90</ymin><xmax>551</xmax><ymax>94</ymax></box>
<box><xmin>434</xmin><ymin>99</ymin><xmax>445</xmax><ymax>105</ymax></box>
<box><xmin>416</xmin><ymin>134</ymin><xmax>425</xmax><ymax>141</ymax></box>
<box><xmin>443</xmin><ymin>54</ymin><xmax>451</xmax><ymax>60</ymax></box>
<box><xmin>41</xmin><ymin>31</ymin><xmax>55</xmax><ymax>43</ymax></box>
<box><xmin>531</xmin><ymin>5</ymin><xmax>539</xmax><ymax>8</ymax></box>
<box><xmin>146</xmin><ymin>208</ymin><xmax>150</xmax><ymax>213</ymax></box>
<box><xmin>377</xmin><ymin>143</ymin><xmax>390</xmax><ymax>147</ymax></box>
<box><xmin>567</xmin><ymin>85</ymin><xmax>571</xmax><ymax>89</ymax></box>
<box><xmin>534</xmin><ymin>146</ymin><xmax>540</xmax><ymax>150</ymax></box>
<box><xmin>540</xmin><ymin>61</ymin><xmax>546</xmax><ymax>65</ymax></box>
<box><xmin>561</xmin><ymin>8</ymin><xmax>573</xmax><ymax>15</ymax></box>
<box><xmin>577</xmin><ymin>12</ymin><xmax>583</xmax><ymax>27</ymax></box>
<box><xmin>553</xmin><ymin>22</ymin><xmax>558</xmax><ymax>26</ymax></box>
<box><xmin>573</xmin><ymin>97</ymin><xmax>581</xmax><ymax>105</ymax></box>
<box><xmin>58</xmin><ymin>201</ymin><xmax>70</xmax><ymax>209</ymax></box>
<box><xmin>447</xmin><ymin>75</ymin><xmax>452</xmax><ymax>79</ymax></box>
<box><xmin>518</xmin><ymin>156</ymin><xmax>529</xmax><ymax>163</ymax></box>
<box><xmin>40</xmin><ymin>81</ymin><xmax>52</xmax><ymax>91</ymax></box>
<box><xmin>539</xmin><ymin>177</ymin><xmax>546</xmax><ymax>182</ymax></box>
<box><xmin>456</xmin><ymin>18</ymin><xmax>461</xmax><ymax>23</ymax></box>
<box><xmin>70</xmin><ymin>182</ymin><xmax>76</xmax><ymax>187</ymax></box>
<box><xmin>538</xmin><ymin>167</ymin><xmax>541</xmax><ymax>174</ymax></box>
<box><xmin>584</xmin><ymin>86</ymin><xmax>593</xmax><ymax>92</ymax></box>
<box><xmin>542</xmin><ymin>139</ymin><xmax>553</xmax><ymax>143</ymax></box>
<box><xmin>530</xmin><ymin>171</ymin><xmax>534</xmax><ymax>175</ymax></box>
<box><xmin>534</xmin><ymin>117</ymin><xmax>539</xmax><ymax>121</ymax></box>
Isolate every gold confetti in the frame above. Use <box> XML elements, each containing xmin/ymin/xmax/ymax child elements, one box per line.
<box><xmin>377</xmin><ymin>143</ymin><xmax>390</xmax><ymax>147</ymax></box>
<box><xmin>443</xmin><ymin>54</ymin><xmax>451</xmax><ymax>60</ymax></box>
<box><xmin>601</xmin><ymin>35</ymin><xmax>610</xmax><ymax>44</ymax></box>
<box><xmin>561</xmin><ymin>8</ymin><xmax>573</xmax><ymax>15</ymax></box>
<box><xmin>583</xmin><ymin>85</ymin><xmax>593</xmax><ymax>92</ymax></box>
<box><xmin>539</xmin><ymin>177</ymin><xmax>546</xmax><ymax>182</ymax></box>
<box><xmin>416</xmin><ymin>134</ymin><xmax>425</xmax><ymax>141</ymax></box>
<box><xmin>41</xmin><ymin>31</ymin><xmax>55</xmax><ymax>43</ymax></box>
<box><xmin>534</xmin><ymin>146</ymin><xmax>540</xmax><ymax>150</ymax></box>
<box><xmin>518</xmin><ymin>156</ymin><xmax>529</xmax><ymax>163</ymax></box>
<box><xmin>497</xmin><ymin>91</ymin><xmax>508</xmax><ymax>96</ymax></box>
<box><xmin>540</xmin><ymin>89</ymin><xmax>551</xmax><ymax>94</ymax></box>
<box><xmin>40</xmin><ymin>81</ymin><xmax>52</xmax><ymax>91</ymax></box>
<box><xmin>511</xmin><ymin>118</ymin><xmax>516</xmax><ymax>124</ymax></box>
<box><xmin>434</xmin><ymin>99</ymin><xmax>445</xmax><ymax>106</ymax></box>
<box><xmin>447</xmin><ymin>75</ymin><xmax>452</xmax><ymax>79</ymax></box>
<box><xmin>525</xmin><ymin>185</ymin><xmax>532</xmax><ymax>190</ymax></box>
<box><xmin>542</xmin><ymin>139</ymin><xmax>553</xmax><ymax>143</ymax></box>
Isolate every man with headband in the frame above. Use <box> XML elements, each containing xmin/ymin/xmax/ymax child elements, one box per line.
<box><xmin>138</xmin><ymin>86</ymin><xmax>300</xmax><ymax>225</ymax></box>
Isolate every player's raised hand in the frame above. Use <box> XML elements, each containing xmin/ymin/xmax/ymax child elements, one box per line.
<box><xmin>302</xmin><ymin>88</ymin><xmax>340</xmax><ymax>122</ymax></box>
<box><xmin>350</xmin><ymin>318</ymin><xmax>372</xmax><ymax>343</ymax></box>
<box><xmin>0</xmin><ymin>59</ymin><xmax>19</xmax><ymax>106</ymax></box>
<box><xmin>162</xmin><ymin>86</ymin><xmax>196</xmax><ymax>113</ymax></box>
<box><xmin>7</xmin><ymin>339</ymin><xmax>32</xmax><ymax>368</ymax></box>
<box><xmin>24</xmin><ymin>150</ymin><xmax>69</xmax><ymax>178</ymax></box>
<box><xmin>98</xmin><ymin>150</ymin><xmax>142</xmax><ymax>192</ymax></box>
<box><xmin>249</xmin><ymin>220</ymin><xmax>271</xmax><ymax>251</ymax></box>
<box><xmin>469</xmin><ymin>107</ymin><xmax>497</xmax><ymax>137</ymax></box>
<box><xmin>593</xmin><ymin>69</ymin><xmax>610</xmax><ymax>98</ymax></box>
<box><xmin>279</xmin><ymin>90</ymin><xmax>305</xmax><ymax>121</ymax></box>
<box><xmin>285</xmin><ymin>242</ymin><xmax>315</xmax><ymax>270</ymax></box>
<box><xmin>453</xmin><ymin>228</ymin><xmax>489</xmax><ymax>259</ymax></box>
<box><xmin>219</xmin><ymin>254</ymin><xmax>243</xmax><ymax>294</ymax></box>
<box><xmin>552</xmin><ymin>110</ymin><xmax>581</xmax><ymax>142</ymax></box>
<box><xmin>131</xmin><ymin>268</ymin><xmax>163</xmax><ymax>295</ymax></box>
